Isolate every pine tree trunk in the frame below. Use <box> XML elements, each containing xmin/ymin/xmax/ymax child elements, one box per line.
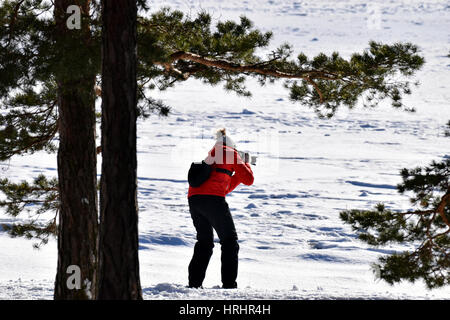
<box><xmin>53</xmin><ymin>0</ymin><xmax>99</xmax><ymax>300</ymax></box>
<box><xmin>98</xmin><ymin>0</ymin><xmax>142</xmax><ymax>299</ymax></box>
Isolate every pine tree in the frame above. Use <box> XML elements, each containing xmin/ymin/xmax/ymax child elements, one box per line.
<box><xmin>0</xmin><ymin>0</ymin><xmax>100</xmax><ymax>299</ymax></box>
<box><xmin>1</xmin><ymin>1</ymin><xmax>427</xmax><ymax>298</ymax></box>
<box><xmin>97</xmin><ymin>0</ymin><xmax>142</xmax><ymax>300</ymax></box>
<box><xmin>52</xmin><ymin>0</ymin><xmax>99</xmax><ymax>300</ymax></box>
<box><xmin>340</xmin><ymin>155</ymin><xmax>449</xmax><ymax>289</ymax></box>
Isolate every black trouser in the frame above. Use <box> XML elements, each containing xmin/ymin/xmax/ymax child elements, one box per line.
<box><xmin>188</xmin><ymin>195</ymin><xmax>239</xmax><ymax>288</ymax></box>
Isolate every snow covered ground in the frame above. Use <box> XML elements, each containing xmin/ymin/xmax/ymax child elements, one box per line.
<box><xmin>0</xmin><ymin>0</ymin><xmax>449</xmax><ymax>299</ymax></box>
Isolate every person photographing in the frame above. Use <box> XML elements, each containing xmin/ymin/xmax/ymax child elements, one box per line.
<box><xmin>187</xmin><ymin>128</ymin><xmax>254</xmax><ymax>289</ymax></box>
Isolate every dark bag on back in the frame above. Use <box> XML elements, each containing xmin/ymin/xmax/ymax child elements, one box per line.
<box><xmin>188</xmin><ymin>161</ymin><xmax>212</xmax><ymax>187</ymax></box>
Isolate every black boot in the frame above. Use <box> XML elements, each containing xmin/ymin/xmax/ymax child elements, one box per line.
<box><xmin>222</xmin><ymin>282</ymin><xmax>237</xmax><ymax>289</ymax></box>
<box><xmin>188</xmin><ymin>240</ymin><xmax>214</xmax><ymax>288</ymax></box>
<box><xmin>220</xmin><ymin>238</ymin><xmax>239</xmax><ymax>289</ymax></box>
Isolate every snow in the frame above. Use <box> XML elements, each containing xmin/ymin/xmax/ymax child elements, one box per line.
<box><xmin>1</xmin><ymin>0</ymin><xmax>450</xmax><ymax>299</ymax></box>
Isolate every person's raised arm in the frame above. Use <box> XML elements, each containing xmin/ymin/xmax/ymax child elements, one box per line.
<box><xmin>227</xmin><ymin>151</ymin><xmax>254</xmax><ymax>194</ymax></box>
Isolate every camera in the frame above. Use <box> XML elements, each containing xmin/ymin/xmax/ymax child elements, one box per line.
<box><xmin>238</xmin><ymin>150</ymin><xmax>257</xmax><ymax>166</ymax></box>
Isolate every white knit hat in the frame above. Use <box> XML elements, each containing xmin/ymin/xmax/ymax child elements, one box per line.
<box><xmin>215</xmin><ymin>128</ymin><xmax>236</xmax><ymax>149</ymax></box>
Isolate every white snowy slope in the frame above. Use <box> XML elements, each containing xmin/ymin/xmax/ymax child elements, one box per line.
<box><xmin>1</xmin><ymin>0</ymin><xmax>450</xmax><ymax>300</ymax></box>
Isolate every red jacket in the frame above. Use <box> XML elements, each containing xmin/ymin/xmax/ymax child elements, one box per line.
<box><xmin>188</xmin><ymin>143</ymin><xmax>254</xmax><ymax>198</ymax></box>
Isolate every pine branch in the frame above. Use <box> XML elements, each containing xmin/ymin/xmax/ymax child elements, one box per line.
<box><xmin>155</xmin><ymin>50</ymin><xmax>338</xmax><ymax>81</ymax></box>
<box><xmin>0</xmin><ymin>174</ymin><xmax>59</xmax><ymax>247</ymax></box>
<box><xmin>0</xmin><ymin>121</ymin><xmax>58</xmax><ymax>160</ymax></box>
<box><xmin>340</xmin><ymin>157</ymin><xmax>450</xmax><ymax>288</ymax></box>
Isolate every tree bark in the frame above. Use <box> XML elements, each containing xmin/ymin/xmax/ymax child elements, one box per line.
<box><xmin>53</xmin><ymin>0</ymin><xmax>99</xmax><ymax>300</ymax></box>
<box><xmin>98</xmin><ymin>0</ymin><xmax>142</xmax><ymax>299</ymax></box>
